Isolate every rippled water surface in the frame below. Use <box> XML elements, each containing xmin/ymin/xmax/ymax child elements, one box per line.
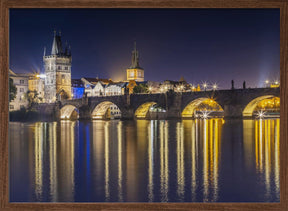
<box><xmin>10</xmin><ymin>119</ymin><xmax>280</xmax><ymax>202</ymax></box>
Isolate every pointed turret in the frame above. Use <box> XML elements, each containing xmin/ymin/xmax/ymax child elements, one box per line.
<box><xmin>130</xmin><ymin>41</ymin><xmax>140</xmax><ymax>68</ymax></box>
<box><xmin>51</xmin><ymin>30</ymin><xmax>63</xmax><ymax>55</ymax></box>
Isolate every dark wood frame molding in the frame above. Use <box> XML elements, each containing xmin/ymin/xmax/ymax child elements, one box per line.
<box><xmin>1</xmin><ymin>0</ymin><xmax>287</xmax><ymax>210</ymax></box>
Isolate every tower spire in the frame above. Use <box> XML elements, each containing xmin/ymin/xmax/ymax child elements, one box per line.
<box><xmin>131</xmin><ymin>41</ymin><xmax>139</xmax><ymax>68</ymax></box>
<box><xmin>51</xmin><ymin>30</ymin><xmax>63</xmax><ymax>55</ymax></box>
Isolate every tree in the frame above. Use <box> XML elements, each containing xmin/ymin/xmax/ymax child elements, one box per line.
<box><xmin>9</xmin><ymin>78</ymin><xmax>17</xmax><ymax>102</ymax></box>
<box><xmin>25</xmin><ymin>90</ymin><xmax>40</xmax><ymax>109</ymax></box>
<box><xmin>133</xmin><ymin>83</ymin><xmax>149</xmax><ymax>94</ymax></box>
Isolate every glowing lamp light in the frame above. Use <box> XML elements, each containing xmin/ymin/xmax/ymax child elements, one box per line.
<box><xmin>200</xmin><ymin>110</ymin><xmax>211</xmax><ymax>119</ymax></box>
<box><xmin>257</xmin><ymin>110</ymin><xmax>266</xmax><ymax>119</ymax></box>
<box><xmin>265</xmin><ymin>80</ymin><xmax>269</xmax><ymax>84</ymax></box>
<box><xmin>212</xmin><ymin>84</ymin><xmax>217</xmax><ymax>90</ymax></box>
<box><xmin>275</xmin><ymin>81</ymin><xmax>279</xmax><ymax>85</ymax></box>
<box><xmin>36</xmin><ymin>74</ymin><xmax>46</xmax><ymax>78</ymax></box>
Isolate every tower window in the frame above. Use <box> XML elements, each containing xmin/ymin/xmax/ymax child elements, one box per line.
<box><xmin>58</xmin><ymin>66</ymin><xmax>61</xmax><ymax>70</ymax></box>
<box><xmin>65</xmin><ymin>66</ymin><xmax>68</xmax><ymax>70</ymax></box>
<box><xmin>20</xmin><ymin>80</ymin><xmax>24</xmax><ymax>84</ymax></box>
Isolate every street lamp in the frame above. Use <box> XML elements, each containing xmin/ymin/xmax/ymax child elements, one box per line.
<box><xmin>265</xmin><ymin>80</ymin><xmax>269</xmax><ymax>87</ymax></box>
<box><xmin>148</xmin><ymin>87</ymin><xmax>152</xmax><ymax>93</ymax></box>
<box><xmin>203</xmin><ymin>83</ymin><xmax>207</xmax><ymax>91</ymax></box>
<box><xmin>212</xmin><ymin>83</ymin><xmax>217</xmax><ymax>90</ymax></box>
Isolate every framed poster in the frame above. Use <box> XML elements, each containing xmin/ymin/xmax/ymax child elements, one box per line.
<box><xmin>1</xmin><ymin>0</ymin><xmax>287</xmax><ymax>210</ymax></box>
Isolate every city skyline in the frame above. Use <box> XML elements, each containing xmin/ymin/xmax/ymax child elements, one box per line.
<box><xmin>10</xmin><ymin>9</ymin><xmax>279</xmax><ymax>89</ymax></box>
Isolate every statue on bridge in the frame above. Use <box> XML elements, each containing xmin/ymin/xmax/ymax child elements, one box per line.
<box><xmin>231</xmin><ymin>80</ymin><xmax>234</xmax><ymax>90</ymax></box>
<box><xmin>243</xmin><ymin>81</ymin><xmax>246</xmax><ymax>89</ymax></box>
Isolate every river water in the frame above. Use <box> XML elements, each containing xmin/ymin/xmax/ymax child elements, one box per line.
<box><xmin>9</xmin><ymin>118</ymin><xmax>280</xmax><ymax>202</ymax></box>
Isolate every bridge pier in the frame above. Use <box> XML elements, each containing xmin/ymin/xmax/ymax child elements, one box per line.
<box><xmin>223</xmin><ymin>104</ymin><xmax>243</xmax><ymax>119</ymax></box>
<box><xmin>79</xmin><ymin>105</ymin><xmax>92</xmax><ymax>120</ymax></box>
<box><xmin>120</xmin><ymin>108</ymin><xmax>134</xmax><ymax>120</ymax></box>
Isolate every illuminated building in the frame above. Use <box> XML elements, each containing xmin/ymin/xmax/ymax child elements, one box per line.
<box><xmin>126</xmin><ymin>42</ymin><xmax>144</xmax><ymax>82</ymax></box>
<box><xmin>28</xmin><ymin>74</ymin><xmax>45</xmax><ymax>102</ymax></box>
<box><xmin>71</xmin><ymin>79</ymin><xmax>85</xmax><ymax>99</ymax></box>
<box><xmin>43</xmin><ymin>31</ymin><xmax>72</xmax><ymax>102</ymax></box>
<box><xmin>82</xmin><ymin>77</ymin><xmax>112</xmax><ymax>97</ymax></box>
<box><xmin>9</xmin><ymin>69</ymin><xmax>30</xmax><ymax>111</ymax></box>
<box><xmin>159</xmin><ymin>78</ymin><xmax>190</xmax><ymax>92</ymax></box>
<box><xmin>105</xmin><ymin>82</ymin><xmax>127</xmax><ymax>96</ymax></box>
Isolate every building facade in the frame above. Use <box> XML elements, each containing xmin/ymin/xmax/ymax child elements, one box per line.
<box><xmin>71</xmin><ymin>79</ymin><xmax>85</xmax><ymax>99</ymax></box>
<box><xmin>44</xmin><ymin>31</ymin><xmax>72</xmax><ymax>103</ymax></box>
<box><xmin>126</xmin><ymin>42</ymin><xmax>144</xmax><ymax>82</ymax></box>
<box><xmin>9</xmin><ymin>70</ymin><xmax>30</xmax><ymax>111</ymax></box>
<box><xmin>28</xmin><ymin>74</ymin><xmax>45</xmax><ymax>102</ymax></box>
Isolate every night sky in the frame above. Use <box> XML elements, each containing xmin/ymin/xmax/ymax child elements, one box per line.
<box><xmin>9</xmin><ymin>9</ymin><xmax>279</xmax><ymax>89</ymax></box>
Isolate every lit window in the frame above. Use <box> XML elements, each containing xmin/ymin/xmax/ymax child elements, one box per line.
<box><xmin>20</xmin><ymin>80</ymin><xmax>24</xmax><ymax>84</ymax></box>
<box><xmin>9</xmin><ymin>105</ymin><xmax>14</xmax><ymax>109</ymax></box>
<box><xmin>130</xmin><ymin>71</ymin><xmax>134</xmax><ymax>77</ymax></box>
<box><xmin>20</xmin><ymin>88</ymin><xmax>24</xmax><ymax>92</ymax></box>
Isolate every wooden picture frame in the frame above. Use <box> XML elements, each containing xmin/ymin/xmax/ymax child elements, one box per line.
<box><xmin>1</xmin><ymin>0</ymin><xmax>287</xmax><ymax>210</ymax></box>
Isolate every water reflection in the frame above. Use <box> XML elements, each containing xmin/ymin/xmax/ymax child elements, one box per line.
<box><xmin>253</xmin><ymin>119</ymin><xmax>280</xmax><ymax>201</ymax></box>
<box><xmin>10</xmin><ymin>118</ymin><xmax>280</xmax><ymax>202</ymax></box>
<box><xmin>59</xmin><ymin>121</ymin><xmax>75</xmax><ymax>201</ymax></box>
<box><xmin>159</xmin><ymin>121</ymin><xmax>169</xmax><ymax>202</ymax></box>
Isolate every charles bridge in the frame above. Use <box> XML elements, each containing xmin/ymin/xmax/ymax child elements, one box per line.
<box><xmin>36</xmin><ymin>87</ymin><xmax>280</xmax><ymax>120</ymax></box>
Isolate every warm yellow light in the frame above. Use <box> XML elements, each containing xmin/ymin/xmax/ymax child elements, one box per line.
<box><xmin>265</xmin><ymin>80</ymin><xmax>269</xmax><ymax>84</ymax></box>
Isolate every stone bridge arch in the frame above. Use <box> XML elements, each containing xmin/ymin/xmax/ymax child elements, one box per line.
<box><xmin>91</xmin><ymin>101</ymin><xmax>123</xmax><ymax>119</ymax></box>
<box><xmin>60</xmin><ymin>105</ymin><xmax>79</xmax><ymax>120</ymax></box>
<box><xmin>242</xmin><ymin>95</ymin><xmax>279</xmax><ymax>117</ymax></box>
<box><xmin>130</xmin><ymin>94</ymin><xmax>167</xmax><ymax>119</ymax></box>
<box><xmin>181</xmin><ymin>97</ymin><xmax>224</xmax><ymax>118</ymax></box>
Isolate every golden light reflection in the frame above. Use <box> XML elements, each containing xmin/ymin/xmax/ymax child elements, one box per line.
<box><xmin>160</xmin><ymin>121</ymin><xmax>169</xmax><ymax>202</ymax></box>
<box><xmin>34</xmin><ymin>122</ymin><xmax>44</xmax><ymax>200</ymax></box>
<box><xmin>104</xmin><ymin>121</ymin><xmax>110</xmax><ymax>201</ymax></box>
<box><xmin>92</xmin><ymin>120</ymin><xmax>105</xmax><ymax>196</ymax></box>
<box><xmin>176</xmin><ymin>122</ymin><xmax>185</xmax><ymax>200</ymax></box>
<box><xmin>254</xmin><ymin>118</ymin><xmax>280</xmax><ymax>199</ymax></box>
<box><xmin>60</xmin><ymin>120</ymin><xmax>75</xmax><ymax>201</ymax></box>
<box><xmin>117</xmin><ymin>121</ymin><xmax>123</xmax><ymax>201</ymax></box>
<box><xmin>191</xmin><ymin>119</ymin><xmax>198</xmax><ymax>201</ymax></box>
<box><xmin>147</xmin><ymin>121</ymin><xmax>154</xmax><ymax>201</ymax></box>
<box><xmin>49</xmin><ymin>122</ymin><xmax>58</xmax><ymax>201</ymax></box>
<box><xmin>201</xmin><ymin>118</ymin><xmax>222</xmax><ymax>202</ymax></box>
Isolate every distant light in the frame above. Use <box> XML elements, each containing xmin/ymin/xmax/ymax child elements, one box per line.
<box><xmin>265</xmin><ymin>80</ymin><xmax>269</xmax><ymax>84</ymax></box>
<box><xmin>212</xmin><ymin>83</ymin><xmax>218</xmax><ymax>90</ymax></box>
<box><xmin>148</xmin><ymin>87</ymin><xmax>152</xmax><ymax>91</ymax></box>
<box><xmin>275</xmin><ymin>80</ymin><xmax>279</xmax><ymax>85</ymax></box>
<box><xmin>39</xmin><ymin>74</ymin><xmax>46</xmax><ymax>78</ymax></box>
